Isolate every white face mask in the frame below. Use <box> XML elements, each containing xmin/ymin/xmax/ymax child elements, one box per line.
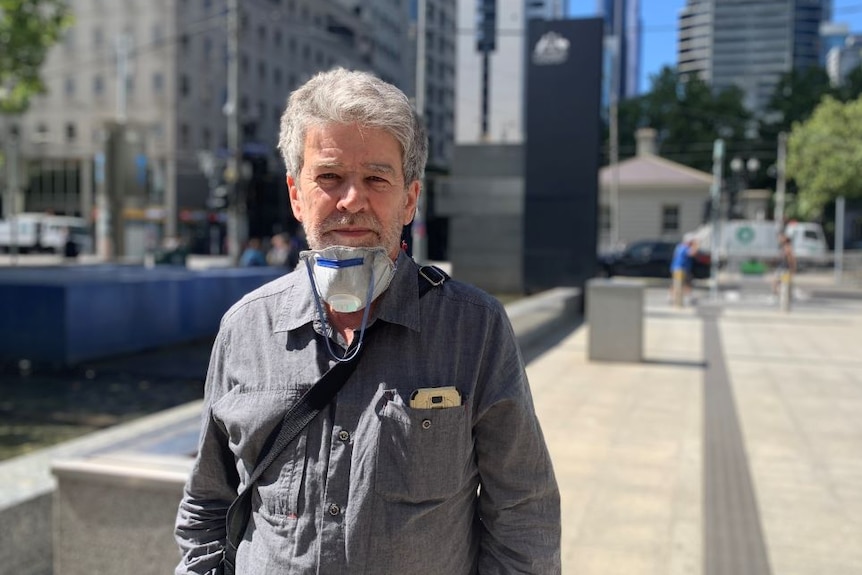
<box><xmin>301</xmin><ymin>246</ymin><xmax>396</xmax><ymax>313</ymax></box>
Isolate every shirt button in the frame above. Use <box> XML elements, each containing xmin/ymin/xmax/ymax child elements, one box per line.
<box><xmin>328</xmin><ymin>503</ymin><xmax>341</xmax><ymax>516</ymax></box>
<box><xmin>421</xmin><ymin>419</ymin><xmax>432</xmax><ymax>430</ymax></box>
<box><xmin>338</xmin><ymin>430</ymin><xmax>350</xmax><ymax>442</ymax></box>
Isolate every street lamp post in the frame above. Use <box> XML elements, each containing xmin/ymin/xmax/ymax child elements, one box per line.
<box><xmin>728</xmin><ymin>156</ymin><xmax>760</xmax><ymax>220</ymax></box>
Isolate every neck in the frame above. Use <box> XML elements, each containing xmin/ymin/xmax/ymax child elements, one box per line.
<box><xmin>327</xmin><ymin>303</ymin><xmax>376</xmax><ymax>346</ymax></box>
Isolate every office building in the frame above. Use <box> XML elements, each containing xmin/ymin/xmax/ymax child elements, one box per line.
<box><xmin>597</xmin><ymin>0</ymin><xmax>642</xmax><ymax>100</ymax></box>
<box><xmin>678</xmin><ymin>0</ymin><xmax>823</xmax><ymax>115</ymax></box>
<box><xmin>820</xmin><ymin>21</ymin><xmax>849</xmax><ymax>65</ymax></box>
<box><xmin>456</xmin><ymin>0</ymin><xmax>565</xmax><ymax>144</ymax></box>
<box><xmin>408</xmin><ymin>0</ymin><xmax>458</xmax><ymax>170</ymax></box>
<box><xmin>11</xmin><ymin>0</ymin><xmax>417</xmax><ymax>256</ymax></box>
<box><xmin>826</xmin><ymin>35</ymin><xmax>862</xmax><ymax>86</ymax></box>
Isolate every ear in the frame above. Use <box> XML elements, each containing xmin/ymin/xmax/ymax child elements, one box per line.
<box><xmin>287</xmin><ymin>174</ymin><xmax>303</xmax><ymax>222</ymax></box>
<box><xmin>402</xmin><ymin>180</ymin><xmax>421</xmax><ymax>226</ymax></box>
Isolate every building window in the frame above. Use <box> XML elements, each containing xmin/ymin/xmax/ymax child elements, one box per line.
<box><xmin>153</xmin><ymin>72</ymin><xmax>164</xmax><ymax>94</ymax></box>
<box><xmin>180</xmin><ymin>123</ymin><xmax>190</xmax><ymax>148</ymax></box>
<box><xmin>66</xmin><ymin>123</ymin><xmax>77</xmax><ymax>142</ymax></box>
<box><xmin>180</xmin><ymin>74</ymin><xmax>190</xmax><ymax>97</ymax></box>
<box><xmin>93</xmin><ymin>75</ymin><xmax>104</xmax><ymax>95</ymax></box>
<box><xmin>662</xmin><ymin>205</ymin><xmax>680</xmax><ymax>234</ymax></box>
<box><xmin>65</xmin><ymin>77</ymin><xmax>76</xmax><ymax>97</ymax></box>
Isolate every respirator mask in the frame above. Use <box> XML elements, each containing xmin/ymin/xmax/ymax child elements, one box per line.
<box><xmin>301</xmin><ymin>246</ymin><xmax>396</xmax><ymax>361</ymax></box>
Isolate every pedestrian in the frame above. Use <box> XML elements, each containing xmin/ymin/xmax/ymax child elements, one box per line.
<box><xmin>62</xmin><ymin>228</ymin><xmax>79</xmax><ymax>260</ymax></box>
<box><xmin>669</xmin><ymin>236</ymin><xmax>697</xmax><ymax>307</ymax></box>
<box><xmin>773</xmin><ymin>232</ymin><xmax>796</xmax><ymax>309</ymax></box>
<box><xmin>265</xmin><ymin>232</ymin><xmax>293</xmax><ymax>270</ymax></box>
<box><xmin>174</xmin><ymin>68</ymin><xmax>561</xmax><ymax>574</ymax></box>
<box><xmin>238</xmin><ymin>237</ymin><xmax>267</xmax><ymax>267</ymax></box>
<box><xmin>287</xmin><ymin>223</ymin><xmax>308</xmax><ymax>271</ymax></box>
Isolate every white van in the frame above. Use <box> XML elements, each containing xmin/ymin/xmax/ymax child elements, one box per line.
<box><xmin>0</xmin><ymin>213</ymin><xmax>93</xmax><ymax>254</ymax></box>
<box><xmin>689</xmin><ymin>219</ymin><xmax>828</xmax><ymax>265</ymax></box>
<box><xmin>784</xmin><ymin>221</ymin><xmax>828</xmax><ymax>262</ymax></box>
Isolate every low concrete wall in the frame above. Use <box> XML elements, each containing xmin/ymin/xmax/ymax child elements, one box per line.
<box><xmin>0</xmin><ymin>286</ymin><xmax>582</xmax><ymax>575</ymax></box>
<box><xmin>53</xmin><ymin>454</ymin><xmax>191</xmax><ymax>575</ymax></box>
<box><xmin>0</xmin><ymin>402</ymin><xmax>202</xmax><ymax>575</ymax></box>
<box><xmin>1</xmin><ymin>492</ymin><xmax>53</xmax><ymax>575</ymax></box>
<box><xmin>0</xmin><ymin>265</ymin><xmax>283</xmax><ymax>365</ymax></box>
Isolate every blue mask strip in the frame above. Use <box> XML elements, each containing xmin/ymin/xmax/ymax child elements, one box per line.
<box><xmin>316</xmin><ymin>257</ymin><xmax>365</xmax><ymax>269</ymax></box>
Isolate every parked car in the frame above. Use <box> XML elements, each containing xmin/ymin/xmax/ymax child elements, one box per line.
<box><xmin>598</xmin><ymin>239</ymin><xmax>712</xmax><ymax>279</ymax></box>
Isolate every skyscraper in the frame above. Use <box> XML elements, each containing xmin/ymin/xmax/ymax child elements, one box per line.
<box><xmin>455</xmin><ymin>0</ymin><xmax>565</xmax><ymax>144</ymax></box>
<box><xmin>678</xmin><ymin>0</ymin><xmax>823</xmax><ymax>115</ymax></box>
<box><xmin>598</xmin><ymin>0</ymin><xmax>642</xmax><ymax>100</ymax></box>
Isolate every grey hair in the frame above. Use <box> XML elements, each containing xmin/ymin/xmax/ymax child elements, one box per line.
<box><xmin>277</xmin><ymin>68</ymin><xmax>428</xmax><ymax>186</ymax></box>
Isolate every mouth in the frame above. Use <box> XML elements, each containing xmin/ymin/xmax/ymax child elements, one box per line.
<box><xmin>324</xmin><ymin>227</ymin><xmax>379</xmax><ymax>244</ymax></box>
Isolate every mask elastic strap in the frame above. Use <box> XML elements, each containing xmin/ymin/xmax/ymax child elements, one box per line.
<box><xmin>304</xmin><ymin>258</ymin><xmax>376</xmax><ymax>363</ymax></box>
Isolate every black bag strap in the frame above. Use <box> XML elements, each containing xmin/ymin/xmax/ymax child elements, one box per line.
<box><xmin>223</xmin><ymin>351</ymin><xmax>362</xmax><ymax>573</ymax></box>
<box><xmin>418</xmin><ymin>264</ymin><xmax>448</xmax><ymax>296</ymax></box>
<box><xmin>221</xmin><ymin>265</ymin><xmax>448</xmax><ymax>574</ymax></box>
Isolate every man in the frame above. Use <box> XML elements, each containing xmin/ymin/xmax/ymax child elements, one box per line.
<box><xmin>175</xmin><ymin>68</ymin><xmax>560</xmax><ymax>574</ymax></box>
<box><xmin>669</xmin><ymin>236</ymin><xmax>697</xmax><ymax>307</ymax></box>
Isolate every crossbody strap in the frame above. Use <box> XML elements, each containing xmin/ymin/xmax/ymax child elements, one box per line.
<box><xmin>222</xmin><ymin>265</ymin><xmax>448</xmax><ymax>573</ymax></box>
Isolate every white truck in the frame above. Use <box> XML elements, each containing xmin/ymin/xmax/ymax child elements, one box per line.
<box><xmin>690</xmin><ymin>219</ymin><xmax>828</xmax><ymax>266</ymax></box>
<box><xmin>0</xmin><ymin>213</ymin><xmax>93</xmax><ymax>254</ymax></box>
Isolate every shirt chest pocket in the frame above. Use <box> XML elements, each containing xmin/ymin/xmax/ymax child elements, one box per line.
<box><xmin>375</xmin><ymin>394</ymin><xmax>472</xmax><ymax>502</ymax></box>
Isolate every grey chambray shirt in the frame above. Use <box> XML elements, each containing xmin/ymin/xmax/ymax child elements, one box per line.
<box><xmin>175</xmin><ymin>251</ymin><xmax>561</xmax><ymax>574</ymax></box>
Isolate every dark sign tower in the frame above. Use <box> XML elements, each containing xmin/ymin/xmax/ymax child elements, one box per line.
<box><xmin>523</xmin><ymin>18</ymin><xmax>604</xmax><ymax>292</ymax></box>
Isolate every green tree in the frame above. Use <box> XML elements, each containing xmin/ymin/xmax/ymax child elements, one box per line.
<box><xmin>786</xmin><ymin>96</ymin><xmax>862</xmax><ymax>218</ymax></box>
<box><xmin>0</xmin><ymin>0</ymin><xmax>72</xmax><ymax>114</ymax></box>
<box><xmin>835</xmin><ymin>65</ymin><xmax>862</xmax><ymax>103</ymax></box>
<box><xmin>604</xmin><ymin>66</ymin><xmax>751</xmax><ymax>172</ymax></box>
<box><xmin>761</xmin><ymin>66</ymin><xmax>833</xmax><ymax>135</ymax></box>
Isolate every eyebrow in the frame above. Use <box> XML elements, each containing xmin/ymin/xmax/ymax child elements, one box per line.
<box><xmin>312</xmin><ymin>161</ymin><xmax>396</xmax><ymax>175</ymax></box>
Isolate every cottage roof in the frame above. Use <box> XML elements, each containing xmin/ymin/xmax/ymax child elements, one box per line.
<box><xmin>599</xmin><ymin>154</ymin><xmax>713</xmax><ymax>188</ymax></box>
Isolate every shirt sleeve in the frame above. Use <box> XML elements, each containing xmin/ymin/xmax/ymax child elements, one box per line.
<box><xmin>474</xmin><ymin>308</ymin><xmax>562</xmax><ymax>574</ymax></box>
<box><xmin>174</xmin><ymin>331</ymin><xmax>240</xmax><ymax>575</ymax></box>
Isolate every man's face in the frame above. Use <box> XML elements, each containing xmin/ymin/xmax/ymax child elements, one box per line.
<box><xmin>287</xmin><ymin>122</ymin><xmax>419</xmax><ymax>260</ymax></box>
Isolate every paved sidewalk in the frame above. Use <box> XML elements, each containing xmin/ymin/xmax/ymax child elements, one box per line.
<box><xmin>528</xmin><ymin>287</ymin><xmax>862</xmax><ymax>575</ymax></box>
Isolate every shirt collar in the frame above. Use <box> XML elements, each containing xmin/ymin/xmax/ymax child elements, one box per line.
<box><xmin>274</xmin><ymin>249</ymin><xmax>421</xmax><ymax>334</ymax></box>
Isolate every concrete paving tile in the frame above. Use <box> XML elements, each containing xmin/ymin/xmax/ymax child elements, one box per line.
<box><xmin>666</xmin><ymin>519</ymin><xmax>701</xmax><ymax>575</ymax></box>
<box><xmin>563</xmin><ymin>545</ymin><xmax>665</xmax><ymax>575</ymax></box>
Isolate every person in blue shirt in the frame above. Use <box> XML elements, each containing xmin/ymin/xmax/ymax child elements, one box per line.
<box><xmin>239</xmin><ymin>237</ymin><xmax>267</xmax><ymax>267</ymax></box>
<box><xmin>670</xmin><ymin>236</ymin><xmax>698</xmax><ymax>306</ymax></box>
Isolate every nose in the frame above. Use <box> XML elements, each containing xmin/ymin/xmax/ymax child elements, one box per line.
<box><xmin>335</xmin><ymin>177</ymin><xmax>368</xmax><ymax>213</ymax></box>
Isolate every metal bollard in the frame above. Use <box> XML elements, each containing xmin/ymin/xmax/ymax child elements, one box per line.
<box><xmin>672</xmin><ymin>270</ymin><xmax>685</xmax><ymax>308</ymax></box>
<box><xmin>779</xmin><ymin>271</ymin><xmax>791</xmax><ymax>312</ymax></box>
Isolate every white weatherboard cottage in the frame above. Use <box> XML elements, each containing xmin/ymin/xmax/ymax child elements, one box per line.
<box><xmin>599</xmin><ymin>128</ymin><xmax>713</xmax><ymax>253</ymax></box>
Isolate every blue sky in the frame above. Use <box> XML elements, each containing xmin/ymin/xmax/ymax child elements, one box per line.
<box><xmin>568</xmin><ymin>0</ymin><xmax>862</xmax><ymax>93</ymax></box>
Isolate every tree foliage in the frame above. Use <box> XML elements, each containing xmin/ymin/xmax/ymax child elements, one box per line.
<box><xmin>0</xmin><ymin>0</ymin><xmax>72</xmax><ymax>114</ymax></box>
<box><xmin>834</xmin><ymin>65</ymin><xmax>862</xmax><ymax>103</ymax></box>
<box><xmin>762</xmin><ymin>66</ymin><xmax>832</xmax><ymax>134</ymax></box>
<box><xmin>786</xmin><ymin>96</ymin><xmax>862</xmax><ymax>218</ymax></box>
<box><xmin>607</xmin><ymin>66</ymin><xmax>751</xmax><ymax>173</ymax></box>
